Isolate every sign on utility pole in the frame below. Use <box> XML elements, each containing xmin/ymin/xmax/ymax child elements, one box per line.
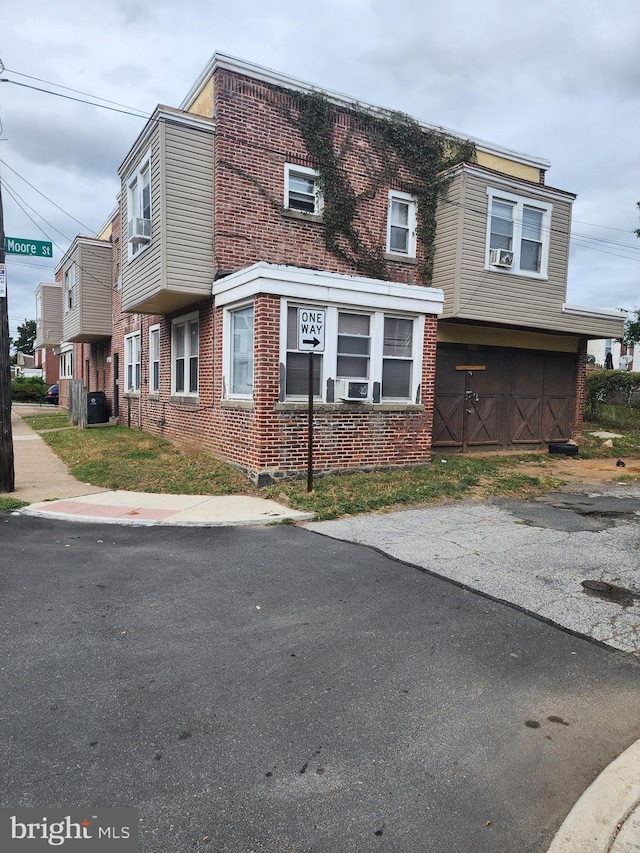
<box><xmin>0</xmin><ymin>184</ymin><xmax>15</xmax><ymax>492</ymax></box>
<box><xmin>297</xmin><ymin>308</ymin><xmax>325</xmax><ymax>492</ymax></box>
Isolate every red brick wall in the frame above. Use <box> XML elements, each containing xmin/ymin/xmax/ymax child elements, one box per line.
<box><xmin>573</xmin><ymin>338</ymin><xmax>587</xmax><ymax>437</ymax></box>
<box><xmin>103</xmin><ymin>70</ymin><xmax>442</xmax><ymax>481</ymax></box>
<box><xmin>212</xmin><ymin>69</ymin><xmax>426</xmax><ymax>286</ymax></box>
<box><xmin>205</xmin><ymin>296</ymin><xmax>438</xmax><ymax>483</ymax></box>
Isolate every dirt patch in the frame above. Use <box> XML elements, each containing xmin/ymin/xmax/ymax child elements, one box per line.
<box><xmin>516</xmin><ymin>455</ymin><xmax>640</xmax><ymax>485</ymax></box>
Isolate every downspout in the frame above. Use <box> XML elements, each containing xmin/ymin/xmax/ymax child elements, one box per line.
<box><xmin>139</xmin><ymin>323</ymin><xmax>143</xmax><ymax>429</ymax></box>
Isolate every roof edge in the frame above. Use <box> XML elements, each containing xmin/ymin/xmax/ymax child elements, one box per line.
<box><xmin>181</xmin><ymin>52</ymin><xmax>551</xmax><ymax>172</ymax></box>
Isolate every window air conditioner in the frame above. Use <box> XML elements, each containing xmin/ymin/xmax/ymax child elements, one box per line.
<box><xmin>489</xmin><ymin>248</ymin><xmax>514</xmax><ymax>268</ymax></box>
<box><xmin>336</xmin><ymin>379</ymin><xmax>370</xmax><ymax>402</ymax></box>
<box><xmin>128</xmin><ymin>218</ymin><xmax>152</xmax><ymax>244</ymax></box>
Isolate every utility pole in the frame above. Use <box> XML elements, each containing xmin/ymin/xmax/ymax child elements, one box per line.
<box><xmin>0</xmin><ymin>182</ymin><xmax>15</xmax><ymax>492</ymax></box>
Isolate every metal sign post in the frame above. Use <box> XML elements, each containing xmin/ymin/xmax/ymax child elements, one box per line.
<box><xmin>0</xmin><ymin>187</ymin><xmax>15</xmax><ymax>492</ymax></box>
<box><xmin>297</xmin><ymin>308</ymin><xmax>325</xmax><ymax>492</ymax></box>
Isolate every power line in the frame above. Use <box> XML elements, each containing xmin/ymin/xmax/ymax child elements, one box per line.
<box><xmin>0</xmin><ymin>78</ymin><xmax>150</xmax><ymax>120</ymax></box>
<box><xmin>1</xmin><ymin>176</ymin><xmax>75</xmax><ymax>243</ymax></box>
<box><xmin>0</xmin><ymin>158</ymin><xmax>96</xmax><ymax>233</ymax></box>
<box><xmin>0</xmin><ymin>180</ymin><xmax>64</xmax><ymax>248</ymax></box>
<box><xmin>2</xmin><ymin>66</ymin><xmax>150</xmax><ymax>115</ymax></box>
<box><xmin>2</xmin><ymin>182</ymin><xmax>113</xmax><ymax>294</ymax></box>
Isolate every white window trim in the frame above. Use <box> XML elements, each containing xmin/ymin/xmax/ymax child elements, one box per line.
<box><xmin>284</xmin><ymin>163</ymin><xmax>323</xmax><ymax>216</ymax></box>
<box><xmin>223</xmin><ymin>302</ymin><xmax>254</xmax><ymax>400</ymax></box>
<box><xmin>485</xmin><ymin>187</ymin><xmax>552</xmax><ymax>279</ymax></box>
<box><xmin>171</xmin><ymin>312</ymin><xmax>199</xmax><ymax>397</ymax></box>
<box><xmin>386</xmin><ymin>190</ymin><xmax>417</xmax><ymax>258</ymax></box>
<box><xmin>126</xmin><ymin>149</ymin><xmax>152</xmax><ymax>262</ymax></box>
<box><xmin>63</xmin><ymin>264</ymin><xmax>77</xmax><ymax>314</ymax></box>
<box><xmin>280</xmin><ymin>301</ymin><xmax>423</xmax><ymax>404</ymax></box>
<box><xmin>59</xmin><ymin>345</ymin><xmax>73</xmax><ymax>380</ymax></box>
<box><xmin>124</xmin><ymin>331</ymin><xmax>141</xmax><ymax>393</ymax></box>
<box><xmin>148</xmin><ymin>324</ymin><xmax>160</xmax><ymax>395</ymax></box>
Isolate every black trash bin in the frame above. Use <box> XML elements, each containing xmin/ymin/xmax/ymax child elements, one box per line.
<box><xmin>87</xmin><ymin>391</ymin><xmax>107</xmax><ymax>424</ymax></box>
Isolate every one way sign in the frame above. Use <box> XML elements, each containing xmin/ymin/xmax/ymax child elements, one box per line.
<box><xmin>297</xmin><ymin>308</ymin><xmax>325</xmax><ymax>352</ymax></box>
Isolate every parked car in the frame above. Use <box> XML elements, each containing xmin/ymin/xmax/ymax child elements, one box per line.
<box><xmin>45</xmin><ymin>384</ymin><xmax>59</xmax><ymax>405</ymax></box>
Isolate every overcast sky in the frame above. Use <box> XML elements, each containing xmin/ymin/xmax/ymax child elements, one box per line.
<box><xmin>1</xmin><ymin>0</ymin><xmax>639</xmax><ymax>340</ymax></box>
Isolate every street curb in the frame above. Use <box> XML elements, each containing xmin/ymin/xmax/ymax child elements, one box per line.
<box><xmin>546</xmin><ymin>738</ymin><xmax>640</xmax><ymax>852</ymax></box>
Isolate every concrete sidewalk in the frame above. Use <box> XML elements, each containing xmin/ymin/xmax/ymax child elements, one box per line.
<box><xmin>3</xmin><ymin>405</ymin><xmax>313</xmax><ymax>526</ymax></box>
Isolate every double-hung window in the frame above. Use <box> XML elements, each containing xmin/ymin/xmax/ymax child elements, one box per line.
<box><xmin>124</xmin><ymin>332</ymin><xmax>141</xmax><ymax>393</ymax></box>
<box><xmin>64</xmin><ymin>264</ymin><xmax>77</xmax><ymax>312</ymax></box>
<box><xmin>337</xmin><ymin>313</ymin><xmax>370</xmax><ymax>380</ymax></box>
<box><xmin>387</xmin><ymin>191</ymin><xmax>417</xmax><ymax>257</ymax></box>
<box><xmin>172</xmin><ymin>314</ymin><xmax>199</xmax><ymax>396</ymax></box>
<box><xmin>286</xmin><ymin>307</ymin><xmax>322</xmax><ymax>396</ymax></box>
<box><xmin>60</xmin><ymin>346</ymin><xmax>73</xmax><ymax>379</ymax></box>
<box><xmin>486</xmin><ymin>188</ymin><xmax>552</xmax><ymax>277</ymax></box>
<box><xmin>127</xmin><ymin>153</ymin><xmax>152</xmax><ymax>259</ymax></box>
<box><xmin>230</xmin><ymin>305</ymin><xmax>254</xmax><ymax>397</ymax></box>
<box><xmin>382</xmin><ymin>317</ymin><xmax>413</xmax><ymax>399</ymax></box>
<box><xmin>284</xmin><ymin>164</ymin><xmax>323</xmax><ymax>215</ymax></box>
<box><xmin>149</xmin><ymin>325</ymin><xmax>160</xmax><ymax>394</ymax></box>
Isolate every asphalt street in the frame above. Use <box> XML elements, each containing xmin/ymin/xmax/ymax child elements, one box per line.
<box><xmin>2</xmin><ymin>515</ymin><xmax>640</xmax><ymax>852</ymax></box>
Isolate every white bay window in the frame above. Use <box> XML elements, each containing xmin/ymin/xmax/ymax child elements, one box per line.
<box><xmin>282</xmin><ymin>304</ymin><xmax>420</xmax><ymax>403</ymax></box>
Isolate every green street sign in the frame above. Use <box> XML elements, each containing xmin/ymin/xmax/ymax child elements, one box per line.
<box><xmin>4</xmin><ymin>237</ymin><xmax>53</xmax><ymax>258</ymax></box>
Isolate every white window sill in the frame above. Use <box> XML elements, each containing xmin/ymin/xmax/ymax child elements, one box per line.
<box><xmin>275</xmin><ymin>402</ymin><xmax>424</xmax><ymax>413</ymax></box>
<box><xmin>485</xmin><ymin>265</ymin><xmax>548</xmax><ymax>281</ymax></box>
<box><xmin>384</xmin><ymin>252</ymin><xmax>418</xmax><ymax>265</ymax></box>
<box><xmin>282</xmin><ymin>209</ymin><xmax>324</xmax><ymax>224</ymax></box>
<box><xmin>169</xmin><ymin>395</ymin><xmax>199</xmax><ymax>405</ymax></box>
<box><xmin>221</xmin><ymin>399</ymin><xmax>254</xmax><ymax>410</ymax></box>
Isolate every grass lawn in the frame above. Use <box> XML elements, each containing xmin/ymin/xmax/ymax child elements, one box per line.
<box><xmin>18</xmin><ymin>409</ymin><xmax>640</xmax><ymax>521</ymax></box>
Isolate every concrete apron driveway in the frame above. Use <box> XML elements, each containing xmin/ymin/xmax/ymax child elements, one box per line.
<box><xmin>306</xmin><ymin>485</ymin><xmax>640</xmax><ymax>658</ymax></box>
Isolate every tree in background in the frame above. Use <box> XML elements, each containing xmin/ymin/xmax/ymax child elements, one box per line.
<box><xmin>624</xmin><ymin>308</ymin><xmax>640</xmax><ymax>345</ymax></box>
<box><xmin>10</xmin><ymin>319</ymin><xmax>37</xmax><ymax>355</ymax></box>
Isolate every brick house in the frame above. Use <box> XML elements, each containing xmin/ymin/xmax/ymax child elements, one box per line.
<box><xmin>37</xmin><ymin>53</ymin><xmax>625</xmax><ymax>483</ymax></box>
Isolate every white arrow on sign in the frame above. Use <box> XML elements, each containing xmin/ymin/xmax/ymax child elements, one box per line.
<box><xmin>297</xmin><ymin>308</ymin><xmax>325</xmax><ymax>352</ymax></box>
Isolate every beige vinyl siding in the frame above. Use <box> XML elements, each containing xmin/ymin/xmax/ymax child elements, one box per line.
<box><xmin>557</xmin><ymin>310</ymin><xmax>626</xmax><ymax>339</ymax></box>
<box><xmin>76</xmin><ymin>242</ymin><xmax>112</xmax><ymax>341</ymax></box>
<box><xmin>163</xmin><ymin>120</ymin><xmax>215</xmax><ymax>297</ymax></box>
<box><xmin>121</xmin><ymin>129</ymin><xmax>163</xmax><ymax>313</ymax></box>
<box><xmin>121</xmin><ymin>118</ymin><xmax>214</xmax><ymax>314</ymax></box>
<box><xmin>432</xmin><ymin>172</ymin><xmax>463</xmax><ymax>313</ymax></box>
<box><xmin>61</xmin><ymin>245</ymin><xmax>80</xmax><ymax>342</ymax></box>
<box><xmin>453</xmin><ymin>172</ymin><xmax>576</xmax><ymax>333</ymax></box>
<box><xmin>438</xmin><ymin>322</ymin><xmax>580</xmax><ymax>353</ymax></box>
<box><xmin>35</xmin><ymin>283</ymin><xmax>63</xmax><ymax>348</ymax></box>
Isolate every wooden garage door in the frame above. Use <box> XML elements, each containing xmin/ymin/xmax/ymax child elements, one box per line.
<box><xmin>433</xmin><ymin>345</ymin><xmax>576</xmax><ymax>451</ymax></box>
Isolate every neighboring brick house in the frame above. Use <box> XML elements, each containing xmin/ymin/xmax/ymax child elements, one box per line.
<box><xmin>36</xmin><ymin>53</ymin><xmax>625</xmax><ymax>483</ymax></box>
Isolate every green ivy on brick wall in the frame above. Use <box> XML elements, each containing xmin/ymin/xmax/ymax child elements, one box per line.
<box><xmin>290</xmin><ymin>91</ymin><xmax>476</xmax><ymax>285</ymax></box>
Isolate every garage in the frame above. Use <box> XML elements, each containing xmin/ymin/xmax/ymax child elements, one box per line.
<box><xmin>432</xmin><ymin>344</ymin><xmax>577</xmax><ymax>451</ymax></box>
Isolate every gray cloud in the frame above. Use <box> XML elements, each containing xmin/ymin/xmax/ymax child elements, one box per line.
<box><xmin>1</xmin><ymin>0</ymin><xmax>638</xmax><ymax>329</ymax></box>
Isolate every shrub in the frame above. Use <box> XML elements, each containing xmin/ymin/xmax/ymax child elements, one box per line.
<box><xmin>11</xmin><ymin>375</ymin><xmax>48</xmax><ymax>402</ymax></box>
<box><xmin>584</xmin><ymin>369</ymin><xmax>640</xmax><ymax>420</ymax></box>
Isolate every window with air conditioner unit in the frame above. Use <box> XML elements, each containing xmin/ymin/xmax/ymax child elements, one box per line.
<box><xmin>280</xmin><ymin>304</ymin><xmax>420</xmax><ymax>404</ymax></box>
<box><xmin>486</xmin><ymin>188</ymin><xmax>552</xmax><ymax>277</ymax></box>
<box><xmin>489</xmin><ymin>248</ymin><xmax>514</xmax><ymax>268</ymax></box>
<box><xmin>335</xmin><ymin>379</ymin><xmax>370</xmax><ymax>401</ymax></box>
<box><xmin>127</xmin><ymin>152</ymin><xmax>152</xmax><ymax>259</ymax></box>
